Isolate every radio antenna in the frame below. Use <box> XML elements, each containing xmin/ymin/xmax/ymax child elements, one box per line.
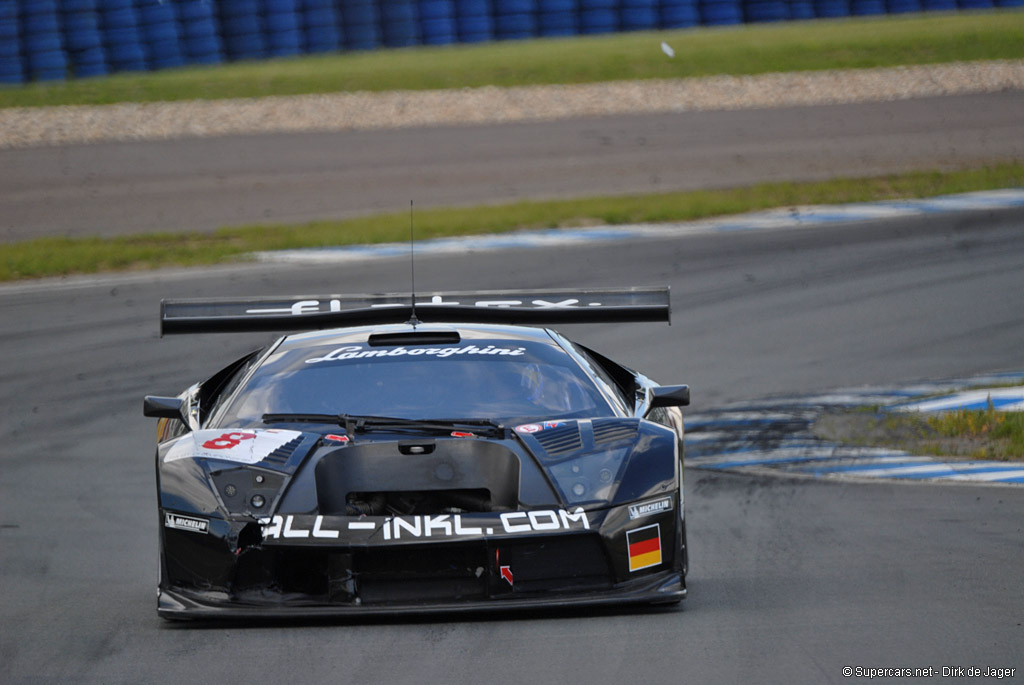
<box><xmin>408</xmin><ymin>200</ymin><xmax>419</xmax><ymax>327</ymax></box>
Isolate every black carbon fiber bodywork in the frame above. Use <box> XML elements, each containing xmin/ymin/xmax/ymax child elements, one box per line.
<box><xmin>148</xmin><ymin>316</ymin><xmax>689</xmax><ymax>619</ymax></box>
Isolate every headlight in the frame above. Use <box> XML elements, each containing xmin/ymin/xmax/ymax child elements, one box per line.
<box><xmin>209</xmin><ymin>467</ymin><xmax>284</xmax><ymax>515</ymax></box>
<box><xmin>546</xmin><ymin>446</ymin><xmax>630</xmax><ymax>505</ymax></box>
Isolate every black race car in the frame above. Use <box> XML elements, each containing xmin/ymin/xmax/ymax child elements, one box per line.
<box><xmin>145</xmin><ymin>288</ymin><xmax>690</xmax><ymax>618</ymax></box>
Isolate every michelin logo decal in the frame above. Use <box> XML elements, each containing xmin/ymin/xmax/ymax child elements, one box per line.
<box><xmin>628</xmin><ymin>497</ymin><xmax>673</xmax><ymax>520</ymax></box>
<box><xmin>164</xmin><ymin>513</ymin><xmax>210</xmax><ymax>534</ymax></box>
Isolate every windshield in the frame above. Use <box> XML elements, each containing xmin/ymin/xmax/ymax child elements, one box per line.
<box><xmin>214</xmin><ymin>339</ymin><xmax>617</xmax><ymax>428</ymax></box>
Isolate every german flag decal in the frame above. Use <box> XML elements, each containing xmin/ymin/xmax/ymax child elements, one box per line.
<box><xmin>627</xmin><ymin>523</ymin><xmax>662</xmax><ymax>572</ymax></box>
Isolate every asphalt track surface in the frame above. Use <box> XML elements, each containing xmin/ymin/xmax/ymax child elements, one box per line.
<box><xmin>3</xmin><ymin>90</ymin><xmax>1024</xmax><ymax>241</ymax></box>
<box><xmin>3</xmin><ymin>204</ymin><xmax>1024</xmax><ymax>683</ymax></box>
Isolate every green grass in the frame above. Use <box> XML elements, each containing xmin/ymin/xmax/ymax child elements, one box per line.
<box><xmin>2</xmin><ymin>162</ymin><xmax>1021</xmax><ymax>282</ymax></box>
<box><xmin>1</xmin><ymin>11</ymin><xmax>1023</xmax><ymax>107</ymax></box>
<box><xmin>814</xmin><ymin>393</ymin><xmax>1024</xmax><ymax>461</ymax></box>
<box><xmin>926</xmin><ymin>404</ymin><xmax>1024</xmax><ymax>460</ymax></box>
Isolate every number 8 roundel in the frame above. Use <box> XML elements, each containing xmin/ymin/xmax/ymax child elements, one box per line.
<box><xmin>202</xmin><ymin>432</ymin><xmax>256</xmax><ymax>450</ymax></box>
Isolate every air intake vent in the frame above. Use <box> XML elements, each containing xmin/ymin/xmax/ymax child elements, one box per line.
<box><xmin>262</xmin><ymin>435</ymin><xmax>303</xmax><ymax>466</ymax></box>
<box><xmin>533</xmin><ymin>424</ymin><xmax>583</xmax><ymax>457</ymax></box>
<box><xmin>368</xmin><ymin>331</ymin><xmax>461</xmax><ymax>347</ymax></box>
<box><xmin>592</xmin><ymin>419</ymin><xmax>639</xmax><ymax>446</ymax></box>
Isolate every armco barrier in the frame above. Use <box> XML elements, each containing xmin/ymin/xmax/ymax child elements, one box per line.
<box><xmin>699</xmin><ymin>0</ymin><xmax>744</xmax><ymax>24</ymax></box>
<box><xmin>264</xmin><ymin>0</ymin><xmax>303</xmax><ymax>56</ymax></box>
<box><xmin>59</xmin><ymin>0</ymin><xmax>109</xmax><ymax>77</ymax></box>
<box><xmin>299</xmin><ymin>0</ymin><xmax>341</xmax><ymax>51</ymax></box>
<box><xmin>850</xmin><ymin>0</ymin><xmax>886</xmax><ymax>14</ymax></box>
<box><xmin>174</xmin><ymin>0</ymin><xmax>224</xmax><ymax>64</ymax></box>
<box><xmin>579</xmin><ymin>0</ymin><xmax>617</xmax><ymax>33</ymax></box>
<box><xmin>218</xmin><ymin>0</ymin><xmax>267</xmax><ymax>60</ymax></box>
<box><xmin>21</xmin><ymin>0</ymin><xmax>71</xmax><ymax>80</ymax></box>
<box><xmin>743</xmin><ymin>0</ymin><xmax>789</xmax><ymax>21</ymax></box>
<box><xmin>493</xmin><ymin>0</ymin><xmax>536</xmax><ymax>39</ymax></box>
<box><xmin>453</xmin><ymin>0</ymin><xmax>493</xmax><ymax>41</ymax></box>
<box><xmin>96</xmin><ymin>0</ymin><xmax>148</xmax><ymax>71</ymax></box>
<box><xmin>338</xmin><ymin>0</ymin><xmax>380</xmax><ymax>49</ymax></box>
<box><xmin>3</xmin><ymin>0</ymin><xmax>1021</xmax><ymax>83</ymax></box>
<box><xmin>380</xmin><ymin>0</ymin><xmax>419</xmax><ymax>46</ymax></box>
<box><xmin>1</xmin><ymin>0</ymin><xmax>25</xmax><ymax>82</ymax></box>
<box><xmin>659</xmin><ymin>0</ymin><xmax>700</xmax><ymax>26</ymax></box>
<box><xmin>886</xmin><ymin>0</ymin><xmax>923</xmax><ymax>13</ymax></box>
<box><xmin>418</xmin><ymin>0</ymin><xmax>456</xmax><ymax>44</ymax></box>
<box><xmin>537</xmin><ymin>0</ymin><xmax>576</xmax><ymax>36</ymax></box>
<box><xmin>813</xmin><ymin>0</ymin><xmax>850</xmax><ymax>15</ymax></box>
<box><xmin>620</xmin><ymin>0</ymin><xmax>658</xmax><ymax>30</ymax></box>
<box><xmin>137</xmin><ymin>0</ymin><xmax>184</xmax><ymax>69</ymax></box>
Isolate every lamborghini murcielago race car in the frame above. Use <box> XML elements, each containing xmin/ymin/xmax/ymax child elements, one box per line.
<box><xmin>145</xmin><ymin>288</ymin><xmax>690</xmax><ymax>618</ymax></box>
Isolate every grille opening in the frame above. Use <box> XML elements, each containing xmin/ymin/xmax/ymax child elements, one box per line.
<box><xmin>232</xmin><ymin>549</ymin><xmax>330</xmax><ymax>598</ymax></box>
<box><xmin>346</xmin><ymin>488</ymin><xmax>495</xmax><ymax>516</ymax></box>
<box><xmin>353</xmin><ymin>544</ymin><xmax>488</xmax><ymax>603</ymax></box>
<box><xmin>219</xmin><ymin>536</ymin><xmax>616</xmax><ymax>605</ymax></box>
<box><xmin>315</xmin><ymin>441</ymin><xmax>521</xmax><ymax>515</ymax></box>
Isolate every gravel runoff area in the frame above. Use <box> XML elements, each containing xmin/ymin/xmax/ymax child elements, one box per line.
<box><xmin>1</xmin><ymin>59</ymin><xmax>1022</xmax><ymax>149</ymax></box>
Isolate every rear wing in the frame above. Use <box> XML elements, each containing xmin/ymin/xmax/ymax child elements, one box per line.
<box><xmin>160</xmin><ymin>287</ymin><xmax>670</xmax><ymax>335</ymax></box>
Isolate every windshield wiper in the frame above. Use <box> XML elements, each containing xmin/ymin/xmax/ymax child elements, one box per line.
<box><xmin>262</xmin><ymin>413</ymin><xmax>341</xmax><ymax>425</ymax></box>
<box><xmin>347</xmin><ymin>415</ymin><xmax>507</xmax><ymax>438</ymax></box>
<box><xmin>262</xmin><ymin>413</ymin><xmax>506</xmax><ymax>438</ymax></box>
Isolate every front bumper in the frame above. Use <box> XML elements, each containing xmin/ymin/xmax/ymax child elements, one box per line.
<box><xmin>158</xmin><ymin>502</ymin><xmax>686</xmax><ymax>619</ymax></box>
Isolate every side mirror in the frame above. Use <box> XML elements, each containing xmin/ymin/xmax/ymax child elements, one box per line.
<box><xmin>649</xmin><ymin>384</ymin><xmax>690</xmax><ymax>409</ymax></box>
<box><xmin>143</xmin><ymin>396</ymin><xmax>187</xmax><ymax>424</ymax></box>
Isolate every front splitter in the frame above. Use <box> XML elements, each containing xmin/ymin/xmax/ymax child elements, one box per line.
<box><xmin>158</xmin><ymin>571</ymin><xmax>685</xmax><ymax>621</ymax></box>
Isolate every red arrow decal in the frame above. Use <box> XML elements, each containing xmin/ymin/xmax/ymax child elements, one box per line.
<box><xmin>500</xmin><ymin>566</ymin><xmax>514</xmax><ymax>587</ymax></box>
